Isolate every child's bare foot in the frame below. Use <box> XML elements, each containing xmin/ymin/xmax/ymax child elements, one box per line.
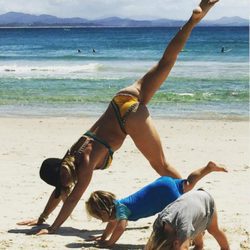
<box><xmin>206</xmin><ymin>161</ymin><xmax>228</xmax><ymax>172</ymax></box>
<box><xmin>191</xmin><ymin>0</ymin><xmax>219</xmax><ymax>24</ymax></box>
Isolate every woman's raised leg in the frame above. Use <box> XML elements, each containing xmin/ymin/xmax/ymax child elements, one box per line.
<box><xmin>126</xmin><ymin>1</ymin><xmax>219</xmax><ymax>179</ymax></box>
<box><xmin>126</xmin><ymin>105</ymin><xmax>181</xmax><ymax>178</ymax></box>
<box><xmin>124</xmin><ymin>0</ymin><xmax>219</xmax><ymax>105</ymax></box>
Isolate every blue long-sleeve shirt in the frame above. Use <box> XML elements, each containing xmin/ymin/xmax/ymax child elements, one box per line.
<box><xmin>115</xmin><ymin>176</ymin><xmax>185</xmax><ymax>221</ymax></box>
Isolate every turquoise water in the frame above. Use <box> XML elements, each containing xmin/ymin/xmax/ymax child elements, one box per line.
<box><xmin>0</xmin><ymin>27</ymin><xmax>249</xmax><ymax>119</ymax></box>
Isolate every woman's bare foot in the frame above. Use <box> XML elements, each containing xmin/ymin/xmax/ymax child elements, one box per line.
<box><xmin>191</xmin><ymin>0</ymin><xmax>219</xmax><ymax>24</ymax></box>
<box><xmin>206</xmin><ymin>161</ymin><xmax>228</xmax><ymax>172</ymax></box>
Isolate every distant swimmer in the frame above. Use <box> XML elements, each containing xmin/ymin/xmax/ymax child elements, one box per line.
<box><xmin>5</xmin><ymin>68</ymin><xmax>15</xmax><ymax>72</ymax></box>
<box><xmin>77</xmin><ymin>49</ymin><xmax>81</xmax><ymax>53</ymax></box>
<box><xmin>221</xmin><ymin>46</ymin><xmax>232</xmax><ymax>53</ymax></box>
<box><xmin>92</xmin><ymin>48</ymin><xmax>96</xmax><ymax>53</ymax></box>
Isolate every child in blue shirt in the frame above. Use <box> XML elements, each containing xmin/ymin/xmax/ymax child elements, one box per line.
<box><xmin>85</xmin><ymin>161</ymin><xmax>227</xmax><ymax>247</ymax></box>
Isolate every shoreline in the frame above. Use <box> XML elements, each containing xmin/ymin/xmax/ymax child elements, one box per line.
<box><xmin>0</xmin><ymin>113</ymin><xmax>248</xmax><ymax>122</ymax></box>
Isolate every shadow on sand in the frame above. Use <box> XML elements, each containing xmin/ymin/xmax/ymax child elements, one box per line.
<box><xmin>9</xmin><ymin>225</ymin><xmax>148</xmax><ymax>249</ymax></box>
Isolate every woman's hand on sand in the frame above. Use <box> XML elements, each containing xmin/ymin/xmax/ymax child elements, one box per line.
<box><xmin>35</xmin><ymin>227</ymin><xmax>56</xmax><ymax>236</ymax></box>
<box><xmin>17</xmin><ymin>218</ymin><xmax>43</xmax><ymax>226</ymax></box>
<box><xmin>36</xmin><ymin>228</ymin><xmax>49</xmax><ymax>236</ymax></box>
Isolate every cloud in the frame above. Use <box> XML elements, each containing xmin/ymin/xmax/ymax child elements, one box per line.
<box><xmin>0</xmin><ymin>0</ymin><xmax>248</xmax><ymax>20</ymax></box>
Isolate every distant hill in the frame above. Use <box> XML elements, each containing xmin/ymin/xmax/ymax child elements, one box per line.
<box><xmin>0</xmin><ymin>12</ymin><xmax>248</xmax><ymax>27</ymax></box>
<box><xmin>0</xmin><ymin>12</ymin><xmax>89</xmax><ymax>26</ymax></box>
<box><xmin>206</xmin><ymin>16</ymin><xmax>249</xmax><ymax>26</ymax></box>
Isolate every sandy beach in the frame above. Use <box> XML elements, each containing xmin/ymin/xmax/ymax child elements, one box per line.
<box><xmin>0</xmin><ymin>116</ymin><xmax>249</xmax><ymax>250</ymax></box>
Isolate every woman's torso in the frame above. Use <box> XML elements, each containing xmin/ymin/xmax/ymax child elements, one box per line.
<box><xmin>87</xmin><ymin>89</ymin><xmax>142</xmax><ymax>169</ymax></box>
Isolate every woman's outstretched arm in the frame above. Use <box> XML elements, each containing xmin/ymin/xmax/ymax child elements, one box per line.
<box><xmin>36</xmin><ymin>158</ymin><xmax>94</xmax><ymax>235</ymax></box>
<box><xmin>17</xmin><ymin>189</ymin><xmax>61</xmax><ymax>226</ymax></box>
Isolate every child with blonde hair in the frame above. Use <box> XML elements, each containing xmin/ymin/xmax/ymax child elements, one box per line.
<box><xmin>145</xmin><ymin>189</ymin><xmax>230</xmax><ymax>250</ymax></box>
<box><xmin>85</xmin><ymin>162</ymin><xmax>227</xmax><ymax>247</ymax></box>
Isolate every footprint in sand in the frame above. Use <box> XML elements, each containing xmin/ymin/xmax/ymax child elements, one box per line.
<box><xmin>0</xmin><ymin>239</ymin><xmax>13</xmax><ymax>249</ymax></box>
<box><xmin>233</xmin><ymin>165</ymin><xmax>250</xmax><ymax>172</ymax></box>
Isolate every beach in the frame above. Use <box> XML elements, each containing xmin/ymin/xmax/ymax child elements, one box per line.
<box><xmin>0</xmin><ymin>24</ymin><xmax>249</xmax><ymax>250</ymax></box>
<box><xmin>1</xmin><ymin>116</ymin><xmax>249</xmax><ymax>250</ymax></box>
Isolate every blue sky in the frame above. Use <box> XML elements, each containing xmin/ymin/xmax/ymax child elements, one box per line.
<box><xmin>0</xmin><ymin>0</ymin><xmax>249</xmax><ymax>20</ymax></box>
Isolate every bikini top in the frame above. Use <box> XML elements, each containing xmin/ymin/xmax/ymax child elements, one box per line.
<box><xmin>84</xmin><ymin>131</ymin><xmax>114</xmax><ymax>170</ymax></box>
<box><xmin>61</xmin><ymin>131</ymin><xmax>114</xmax><ymax>192</ymax></box>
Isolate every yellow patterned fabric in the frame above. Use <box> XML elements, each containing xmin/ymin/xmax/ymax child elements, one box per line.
<box><xmin>111</xmin><ymin>94</ymin><xmax>139</xmax><ymax>134</ymax></box>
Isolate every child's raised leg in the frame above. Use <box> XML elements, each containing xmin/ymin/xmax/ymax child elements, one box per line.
<box><xmin>183</xmin><ymin>161</ymin><xmax>227</xmax><ymax>192</ymax></box>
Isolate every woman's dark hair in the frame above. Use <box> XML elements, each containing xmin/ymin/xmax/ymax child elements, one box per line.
<box><xmin>39</xmin><ymin>158</ymin><xmax>62</xmax><ymax>198</ymax></box>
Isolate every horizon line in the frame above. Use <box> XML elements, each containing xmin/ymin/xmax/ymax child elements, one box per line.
<box><xmin>0</xmin><ymin>11</ymin><xmax>248</xmax><ymax>22</ymax></box>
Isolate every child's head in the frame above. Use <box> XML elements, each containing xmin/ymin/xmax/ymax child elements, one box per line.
<box><xmin>146</xmin><ymin>230</ymin><xmax>173</xmax><ymax>250</ymax></box>
<box><xmin>85</xmin><ymin>190</ymin><xmax>116</xmax><ymax>222</ymax></box>
<box><xmin>146</xmin><ymin>226</ymin><xmax>191</xmax><ymax>250</ymax></box>
<box><xmin>145</xmin><ymin>222</ymin><xmax>178</xmax><ymax>250</ymax></box>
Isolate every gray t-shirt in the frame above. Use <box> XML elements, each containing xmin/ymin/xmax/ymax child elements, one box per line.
<box><xmin>153</xmin><ymin>189</ymin><xmax>214</xmax><ymax>243</ymax></box>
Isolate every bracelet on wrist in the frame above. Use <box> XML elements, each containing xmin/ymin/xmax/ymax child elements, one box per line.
<box><xmin>39</xmin><ymin>212</ymin><xmax>48</xmax><ymax>222</ymax></box>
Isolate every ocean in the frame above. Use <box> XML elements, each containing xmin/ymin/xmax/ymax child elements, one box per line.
<box><xmin>0</xmin><ymin>26</ymin><xmax>249</xmax><ymax>120</ymax></box>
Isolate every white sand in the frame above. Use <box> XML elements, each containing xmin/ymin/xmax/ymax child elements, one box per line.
<box><xmin>0</xmin><ymin>117</ymin><xmax>249</xmax><ymax>250</ymax></box>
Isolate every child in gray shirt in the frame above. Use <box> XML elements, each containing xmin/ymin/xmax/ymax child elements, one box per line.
<box><xmin>146</xmin><ymin>190</ymin><xmax>230</xmax><ymax>250</ymax></box>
